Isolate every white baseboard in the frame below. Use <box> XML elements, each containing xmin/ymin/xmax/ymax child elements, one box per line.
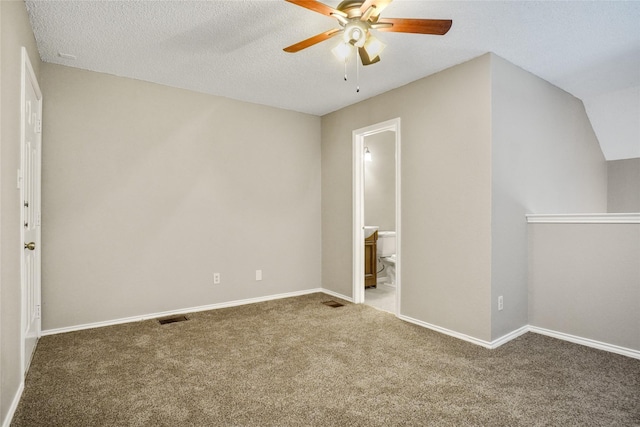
<box><xmin>398</xmin><ymin>314</ymin><xmax>496</xmax><ymax>349</ymax></box>
<box><xmin>319</xmin><ymin>288</ymin><xmax>353</xmax><ymax>303</ymax></box>
<box><xmin>40</xmin><ymin>290</ymin><xmax>639</xmax><ymax>362</ymax></box>
<box><xmin>490</xmin><ymin>325</ymin><xmax>530</xmax><ymax>348</ymax></box>
<box><xmin>2</xmin><ymin>381</ymin><xmax>24</xmax><ymax>427</ymax></box>
<box><xmin>42</xmin><ymin>288</ymin><xmax>328</xmax><ymax>336</ymax></box>
<box><xmin>528</xmin><ymin>326</ymin><xmax>640</xmax><ymax>360</ymax></box>
<box><xmin>397</xmin><ymin>316</ymin><xmax>639</xmax><ymax>359</ymax></box>
<box><xmin>397</xmin><ymin>316</ymin><xmax>526</xmax><ymax>349</ymax></box>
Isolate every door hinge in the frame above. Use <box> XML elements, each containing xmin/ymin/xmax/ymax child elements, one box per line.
<box><xmin>35</xmin><ymin>119</ymin><xmax>42</xmax><ymax>134</ymax></box>
<box><xmin>36</xmin><ymin>305</ymin><xmax>41</xmax><ymax>319</ymax></box>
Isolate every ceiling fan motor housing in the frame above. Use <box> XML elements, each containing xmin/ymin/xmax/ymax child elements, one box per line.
<box><xmin>337</xmin><ymin>0</ymin><xmax>369</xmax><ymax>19</ymax></box>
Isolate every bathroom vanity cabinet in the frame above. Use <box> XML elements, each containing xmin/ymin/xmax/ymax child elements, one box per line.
<box><xmin>364</xmin><ymin>231</ymin><xmax>378</xmax><ymax>288</ymax></box>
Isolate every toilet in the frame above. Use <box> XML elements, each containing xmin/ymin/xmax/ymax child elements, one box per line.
<box><xmin>377</xmin><ymin>231</ymin><xmax>396</xmax><ymax>286</ymax></box>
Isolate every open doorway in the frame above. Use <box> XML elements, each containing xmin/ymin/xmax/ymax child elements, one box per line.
<box><xmin>364</xmin><ymin>130</ymin><xmax>396</xmax><ymax>312</ymax></box>
<box><xmin>352</xmin><ymin>118</ymin><xmax>401</xmax><ymax>315</ymax></box>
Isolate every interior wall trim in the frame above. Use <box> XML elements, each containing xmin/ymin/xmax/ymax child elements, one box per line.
<box><xmin>41</xmin><ymin>288</ymin><xmax>331</xmax><ymax>337</ymax></box>
<box><xmin>1</xmin><ymin>382</ymin><xmax>24</xmax><ymax>427</ymax></box>
<box><xmin>398</xmin><ymin>314</ymin><xmax>496</xmax><ymax>348</ymax></box>
<box><xmin>490</xmin><ymin>325</ymin><xmax>530</xmax><ymax>348</ymax></box>
<box><xmin>397</xmin><ymin>316</ymin><xmax>526</xmax><ymax>349</ymax></box>
<box><xmin>399</xmin><ymin>315</ymin><xmax>640</xmax><ymax>359</ymax></box>
<box><xmin>319</xmin><ymin>288</ymin><xmax>353</xmax><ymax>303</ymax></box>
<box><xmin>526</xmin><ymin>213</ymin><xmax>640</xmax><ymax>223</ymax></box>
<box><xmin>40</xmin><ymin>289</ymin><xmax>640</xmax><ymax>361</ymax></box>
<box><xmin>528</xmin><ymin>326</ymin><xmax>640</xmax><ymax>360</ymax></box>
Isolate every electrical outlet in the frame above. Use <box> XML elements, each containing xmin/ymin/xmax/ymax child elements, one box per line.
<box><xmin>213</xmin><ymin>273</ymin><xmax>221</xmax><ymax>285</ymax></box>
<box><xmin>498</xmin><ymin>296</ymin><xmax>504</xmax><ymax>311</ymax></box>
<box><xmin>256</xmin><ymin>270</ymin><xmax>262</xmax><ymax>281</ymax></box>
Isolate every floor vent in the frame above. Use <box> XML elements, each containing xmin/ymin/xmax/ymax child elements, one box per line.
<box><xmin>158</xmin><ymin>315</ymin><xmax>189</xmax><ymax>325</ymax></box>
<box><xmin>322</xmin><ymin>300</ymin><xmax>344</xmax><ymax>308</ymax></box>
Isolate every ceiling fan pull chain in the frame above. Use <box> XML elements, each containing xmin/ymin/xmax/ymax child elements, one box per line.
<box><xmin>356</xmin><ymin>48</ymin><xmax>360</xmax><ymax>93</ymax></box>
<box><xmin>344</xmin><ymin>56</ymin><xmax>348</xmax><ymax>81</ymax></box>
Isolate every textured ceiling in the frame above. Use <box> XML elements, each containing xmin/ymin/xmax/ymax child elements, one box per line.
<box><xmin>25</xmin><ymin>0</ymin><xmax>640</xmax><ymax>160</ymax></box>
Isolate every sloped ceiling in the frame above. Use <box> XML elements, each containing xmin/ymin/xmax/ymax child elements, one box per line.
<box><xmin>25</xmin><ymin>0</ymin><xmax>640</xmax><ymax>159</ymax></box>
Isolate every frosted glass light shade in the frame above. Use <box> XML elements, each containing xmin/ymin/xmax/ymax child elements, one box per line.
<box><xmin>332</xmin><ymin>42</ymin><xmax>352</xmax><ymax>61</ymax></box>
<box><xmin>363</xmin><ymin>35</ymin><xmax>386</xmax><ymax>60</ymax></box>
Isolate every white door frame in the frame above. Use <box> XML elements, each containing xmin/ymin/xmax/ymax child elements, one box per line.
<box><xmin>352</xmin><ymin>118</ymin><xmax>401</xmax><ymax>314</ymax></box>
<box><xmin>20</xmin><ymin>46</ymin><xmax>42</xmax><ymax>375</ymax></box>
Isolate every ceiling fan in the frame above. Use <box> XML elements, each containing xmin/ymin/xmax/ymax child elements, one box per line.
<box><xmin>283</xmin><ymin>0</ymin><xmax>452</xmax><ymax>66</ymax></box>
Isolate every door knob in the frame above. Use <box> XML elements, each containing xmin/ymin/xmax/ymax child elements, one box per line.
<box><xmin>24</xmin><ymin>242</ymin><xmax>36</xmax><ymax>251</ymax></box>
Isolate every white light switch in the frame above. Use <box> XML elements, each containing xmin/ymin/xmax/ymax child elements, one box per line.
<box><xmin>256</xmin><ymin>270</ymin><xmax>262</xmax><ymax>281</ymax></box>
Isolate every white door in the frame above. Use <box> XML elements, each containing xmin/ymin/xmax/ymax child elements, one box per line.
<box><xmin>20</xmin><ymin>47</ymin><xmax>42</xmax><ymax>374</ymax></box>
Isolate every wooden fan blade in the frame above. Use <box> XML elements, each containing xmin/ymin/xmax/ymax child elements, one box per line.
<box><xmin>360</xmin><ymin>0</ymin><xmax>393</xmax><ymax>19</ymax></box>
<box><xmin>283</xmin><ymin>28</ymin><xmax>341</xmax><ymax>53</ymax></box>
<box><xmin>376</xmin><ymin>18</ymin><xmax>452</xmax><ymax>35</ymax></box>
<box><xmin>358</xmin><ymin>47</ymin><xmax>381</xmax><ymax>66</ymax></box>
<box><xmin>285</xmin><ymin>0</ymin><xmax>347</xmax><ymax>18</ymax></box>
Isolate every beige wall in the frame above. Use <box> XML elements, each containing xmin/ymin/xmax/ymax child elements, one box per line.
<box><xmin>40</xmin><ymin>64</ymin><xmax>321</xmax><ymax>330</ymax></box>
<box><xmin>0</xmin><ymin>1</ymin><xmax>41</xmax><ymax>423</ymax></box>
<box><xmin>608</xmin><ymin>158</ymin><xmax>640</xmax><ymax>213</ymax></box>
<box><xmin>364</xmin><ymin>130</ymin><xmax>395</xmax><ymax>232</ymax></box>
<box><xmin>528</xmin><ymin>222</ymin><xmax>640</xmax><ymax>351</ymax></box>
<box><xmin>490</xmin><ymin>55</ymin><xmax>608</xmax><ymax>340</ymax></box>
<box><xmin>322</xmin><ymin>55</ymin><xmax>493</xmax><ymax>341</ymax></box>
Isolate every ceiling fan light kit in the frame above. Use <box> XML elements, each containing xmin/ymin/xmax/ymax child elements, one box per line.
<box><xmin>332</xmin><ymin>42</ymin><xmax>352</xmax><ymax>62</ymax></box>
<box><xmin>363</xmin><ymin>35</ymin><xmax>386</xmax><ymax>60</ymax></box>
<box><xmin>284</xmin><ymin>0</ymin><xmax>452</xmax><ymax>91</ymax></box>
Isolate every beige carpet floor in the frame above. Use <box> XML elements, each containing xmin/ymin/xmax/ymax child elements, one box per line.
<box><xmin>12</xmin><ymin>293</ymin><xmax>640</xmax><ymax>426</ymax></box>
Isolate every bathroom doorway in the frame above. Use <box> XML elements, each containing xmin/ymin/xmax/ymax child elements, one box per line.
<box><xmin>352</xmin><ymin>118</ymin><xmax>401</xmax><ymax>315</ymax></box>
